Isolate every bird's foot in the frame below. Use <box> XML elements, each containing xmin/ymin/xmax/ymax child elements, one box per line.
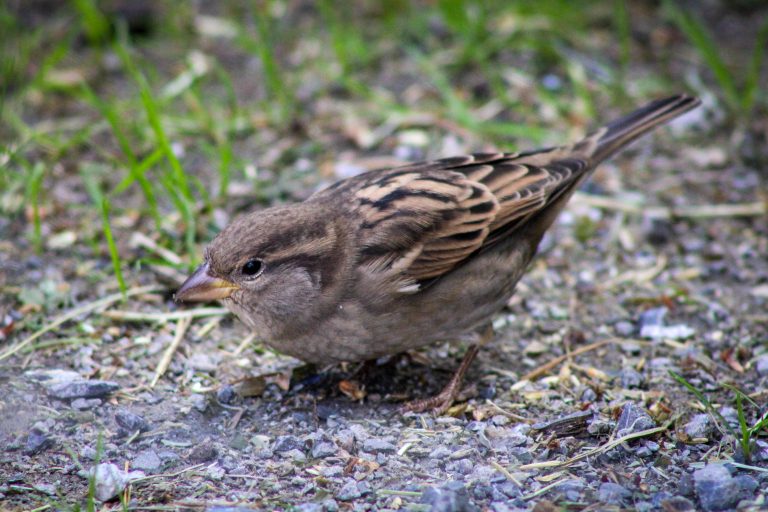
<box><xmin>399</xmin><ymin>343</ymin><xmax>481</xmax><ymax>415</ymax></box>
<box><xmin>399</xmin><ymin>378</ymin><xmax>464</xmax><ymax>415</ymax></box>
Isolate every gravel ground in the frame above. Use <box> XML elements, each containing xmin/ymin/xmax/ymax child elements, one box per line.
<box><xmin>1</xmin><ymin>2</ymin><xmax>767</xmax><ymax>510</ymax></box>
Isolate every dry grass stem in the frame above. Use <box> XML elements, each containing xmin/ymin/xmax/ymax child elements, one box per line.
<box><xmin>150</xmin><ymin>316</ymin><xmax>192</xmax><ymax>388</ymax></box>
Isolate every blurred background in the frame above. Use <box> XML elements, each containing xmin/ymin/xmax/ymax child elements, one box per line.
<box><xmin>1</xmin><ymin>2</ymin><xmax>768</xmax><ymax>508</ymax></box>
<box><xmin>1</xmin><ymin>0</ymin><xmax>766</xmax><ymax>282</ymax></box>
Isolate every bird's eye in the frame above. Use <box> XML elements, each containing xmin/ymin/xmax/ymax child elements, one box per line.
<box><xmin>241</xmin><ymin>258</ymin><xmax>264</xmax><ymax>277</ymax></box>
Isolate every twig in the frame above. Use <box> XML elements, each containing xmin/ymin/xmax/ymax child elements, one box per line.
<box><xmin>0</xmin><ymin>285</ymin><xmax>162</xmax><ymax>362</ymax></box>
<box><xmin>131</xmin><ymin>463</ymin><xmax>206</xmax><ymax>484</ymax></box>
<box><xmin>130</xmin><ymin>232</ymin><xmax>184</xmax><ymax>266</ymax></box>
<box><xmin>521</xmin><ymin>477</ymin><xmax>571</xmax><ymax>501</ymax></box>
<box><xmin>233</xmin><ymin>333</ymin><xmax>258</xmax><ymax>356</ymax></box>
<box><xmin>150</xmin><ymin>316</ymin><xmax>191</xmax><ymax>388</ymax></box>
<box><xmin>485</xmin><ymin>399</ymin><xmax>535</xmax><ymax>423</ymax></box>
<box><xmin>599</xmin><ymin>254</ymin><xmax>668</xmax><ymax>290</ymax></box>
<box><xmin>103</xmin><ymin>308</ymin><xmax>228</xmax><ymax>322</ymax></box>
<box><xmin>573</xmin><ymin>192</ymin><xmax>766</xmax><ymax>219</ymax></box>
<box><xmin>491</xmin><ymin>460</ymin><xmax>523</xmax><ymax>486</ymax></box>
<box><xmin>520</xmin><ymin>338</ymin><xmax>614</xmax><ymax>382</ymax></box>
<box><xmin>520</xmin><ymin>414</ymin><xmax>679</xmax><ymax>471</ymax></box>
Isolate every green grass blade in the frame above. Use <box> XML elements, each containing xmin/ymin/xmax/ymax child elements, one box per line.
<box><xmin>79</xmin><ymin>83</ymin><xmax>161</xmax><ymax>228</ymax></box>
<box><xmin>24</xmin><ymin>162</ymin><xmax>46</xmax><ymax>254</ymax></box>
<box><xmin>742</xmin><ymin>19</ymin><xmax>768</xmax><ymax>113</ymax></box>
<box><xmin>664</xmin><ymin>1</ymin><xmax>738</xmax><ymax>112</ymax></box>
<box><xmin>669</xmin><ymin>370</ymin><xmax>738</xmax><ymax>440</ymax></box>
<box><xmin>100</xmin><ymin>197</ymin><xmax>127</xmax><ymax>297</ymax></box>
<box><xmin>71</xmin><ymin>0</ymin><xmax>110</xmax><ymax>45</ymax></box>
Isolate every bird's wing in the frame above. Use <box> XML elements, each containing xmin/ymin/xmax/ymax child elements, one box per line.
<box><xmin>315</xmin><ymin>151</ymin><xmax>584</xmax><ymax>290</ymax></box>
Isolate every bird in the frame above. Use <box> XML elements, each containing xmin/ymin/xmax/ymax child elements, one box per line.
<box><xmin>175</xmin><ymin>94</ymin><xmax>700</xmax><ymax>414</ymax></box>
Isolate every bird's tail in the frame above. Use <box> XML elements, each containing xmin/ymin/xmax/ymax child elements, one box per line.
<box><xmin>579</xmin><ymin>94</ymin><xmax>701</xmax><ymax>164</ymax></box>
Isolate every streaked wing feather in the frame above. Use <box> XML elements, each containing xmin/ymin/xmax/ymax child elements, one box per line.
<box><xmin>321</xmin><ymin>150</ymin><xmax>588</xmax><ymax>289</ymax></box>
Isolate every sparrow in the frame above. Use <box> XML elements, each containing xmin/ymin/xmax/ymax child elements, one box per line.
<box><xmin>176</xmin><ymin>94</ymin><xmax>700</xmax><ymax>413</ymax></box>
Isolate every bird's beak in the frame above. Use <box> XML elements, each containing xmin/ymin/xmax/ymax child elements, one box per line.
<box><xmin>175</xmin><ymin>262</ymin><xmax>239</xmax><ymax>302</ymax></box>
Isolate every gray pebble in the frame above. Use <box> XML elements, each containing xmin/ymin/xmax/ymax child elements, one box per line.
<box><xmin>48</xmin><ymin>379</ymin><xmax>119</xmax><ymax>399</ymax></box>
<box><xmin>71</xmin><ymin>398</ymin><xmax>102</xmax><ymax>410</ymax></box>
<box><xmin>693</xmin><ymin>464</ymin><xmax>739</xmax><ymax>511</ymax></box>
<box><xmin>556</xmin><ymin>479</ymin><xmax>585</xmax><ymax>501</ymax></box>
<box><xmin>132</xmin><ymin>450</ymin><xmax>162</xmax><ymax>472</ymax></box>
<box><xmin>733</xmin><ymin>474</ymin><xmax>758</xmax><ymax>499</ymax></box>
<box><xmin>362</xmin><ymin>438</ymin><xmax>396</xmax><ymax>453</ymax></box>
<box><xmin>718</xmin><ymin>407</ymin><xmax>740</xmax><ymax>430</ymax></box>
<box><xmin>754</xmin><ymin>354</ymin><xmax>768</xmax><ymax>376</ymax></box>
<box><xmin>273</xmin><ymin>435</ymin><xmax>305</xmax><ymax>453</ymax></box>
<box><xmin>683</xmin><ymin>414</ymin><xmax>713</xmax><ymax>440</ymax></box>
<box><xmin>421</xmin><ymin>480</ymin><xmax>475</xmax><ymax>512</ymax></box>
<box><xmin>336</xmin><ymin>479</ymin><xmax>362</xmax><ymax>501</ymax></box>
<box><xmin>658</xmin><ymin>495</ymin><xmax>695</xmax><ymax>511</ymax></box>
<box><xmin>216</xmin><ymin>384</ymin><xmax>237</xmax><ymax>404</ymax></box>
<box><xmin>191</xmin><ymin>393</ymin><xmax>208</xmax><ymax>413</ymax></box>
<box><xmin>312</xmin><ymin>440</ymin><xmax>338</xmax><ymax>459</ymax></box>
<box><xmin>24</xmin><ymin>429</ymin><xmax>52</xmax><ymax>455</ymax></box>
<box><xmin>188</xmin><ymin>443</ymin><xmax>218</xmax><ymax>463</ymax></box>
<box><xmin>614</xmin><ymin>320</ymin><xmax>636</xmax><ymax>337</ymax></box>
<box><xmin>619</xmin><ymin>367</ymin><xmax>644</xmax><ymax>389</ymax></box>
<box><xmin>616</xmin><ymin>402</ymin><xmax>656</xmax><ymax>435</ymax></box>
<box><xmin>678</xmin><ymin>472</ymin><xmax>695</xmax><ymax>496</ymax></box>
<box><xmin>429</xmin><ymin>446</ymin><xmax>452</xmax><ymax>459</ymax></box>
<box><xmin>598</xmin><ymin>482</ymin><xmax>631</xmax><ymax>505</ymax></box>
<box><xmin>90</xmin><ymin>463</ymin><xmax>144</xmax><ymax>501</ymax></box>
<box><xmin>115</xmin><ymin>409</ymin><xmax>150</xmax><ymax>434</ymax></box>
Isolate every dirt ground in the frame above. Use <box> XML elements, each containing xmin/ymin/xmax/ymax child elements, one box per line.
<box><xmin>1</xmin><ymin>1</ymin><xmax>767</xmax><ymax>511</ymax></box>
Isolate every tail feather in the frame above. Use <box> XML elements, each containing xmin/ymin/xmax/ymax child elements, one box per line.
<box><xmin>584</xmin><ymin>94</ymin><xmax>701</xmax><ymax>164</ymax></box>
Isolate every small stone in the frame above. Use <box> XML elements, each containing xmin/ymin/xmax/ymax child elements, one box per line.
<box><xmin>229</xmin><ymin>433</ymin><xmax>249</xmax><ymax>451</ymax></box>
<box><xmin>556</xmin><ymin>479</ymin><xmax>585</xmax><ymax>502</ymax></box>
<box><xmin>190</xmin><ymin>394</ymin><xmax>208</xmax><ymax>413</ymax></box>
<box><xmin>273</xmin><ymin>435</ymin><xmax>305</xmax><ymax>453</ymax></box>
<box><xmin>206</xmin><ymin>465</ymin><xmax>225</xmax><ymax>481</ymax></box>
<box><xmin>312</xmin><ymin>440</ymin><xmax>338</xmax><ymax>459</ymax></box>
<box><xmin>188</xmin><ymin>443</ymin><xmax>218</xmax><ymax>463</ymax></box>
<box><xmin>614</xmin><ymin>321</ymin><xmax>636</xmax><ymax>337</ymax></box>
<box><xmin>678</xmin><ymin>473</ymin><xmax>695</xmax><ymax>497</ymax></box>
<box><xmin>693</xmin><ymin>464</ymin><xmax>739</xmax><ymax>511</ymax></box>
<box><xmin>251</xmin><ymin>435</ymin><xmax>271</xmax><ymax>451</ymax></box>
<box><xmin>71</xmin><ymin>398</ymin><xmax>102</xmax><ymax>410</ymax></box>
<box><xmin>598</xmin><ymin>482</ymin><xmax>631</xmax><ymax>505</ymax></box>
<box><xmin>619</xmin><ymin>367</ymin><xmax>644</xmax><ymax>389</ymax></box>
<box><xmin>285</xmin><ymin>448</ymin><xmax>306</xmax><ymax>461</ymax></box>
<box><xmin>659</xmin><ymin>495</ymin><xmax>696</xmax><ymax>511</ymax></box>
<box><xmin>616</xmin><ymin>402</ymin><xmax>656</xmax><ymax>435</ymax></box>
<box><xmin>90</xmin><ymin>463</ymin><xmax>143</xmax><ymax>501</ymax></box>
<box><xmin>115</xmin><ymin>409</ymin><xmax>150</xmax><ymax>434</ymax></box>
<box><xmin>362</xmin><ymin>438</ymin><xmax>396</xmax><ymax>453</ymax></box>
<box><xmin>683</xmin><ymin>414</ymin><xmax>713</xmax><ymax>440</ymax></box>
<box><xmin>336</xmin><ymin>479</ymin><xmax>362</xmax><ymax>501</ymax></box>
<box><xmin>47</xmin><ymin>380</ymin><xmax>119</xmax><ymax>399</ymax></box>
<box><xmin>754</xmin><ymin>355</ymin><xmax>768</xmax><ymax>377</ymax></box>
<box><xmin>420</xmin><ymin>480</ymin><xmax>474</xmax><ymax>512</ymax></box>
<box><xmin>581</xmin><ymin>387</ymin><xmax>597</xmax><ymax>402</ymax></box>
<box><xmin>718</xmin><ymin>407</ymin><xmax>740</xmax><ymax>430</ymax></box>
<box><xmin>294</xmin><ymin>503</ymin><xmax>323</xmax><ymax>512</ymax></box>
<box><xmin>24</xmin><ymin>429</ymin><xmax>52</xmax><ymax>455</ymax></box>
<box><xmin>216</xmin><ymin>384</ymin><xmax>237</xmax><ymax>404</ymax></box>
<box><xmin>132</xmin><ymin>450</ymin><xmax>162</xmax><ymax>472</ymax></box>
<box><xmin>25</xmin><ymin>369</ymin><xmax>81</xmax><ymax>385</ymax></box>
<box><xmin>639</xmin><ymin>307</ymin><xmax>667</xmax><ymax>329</ymax></box>
<box><xmin>429</xmin><ymin>446</ymin><xmax>452</xmax><ymax>459</ymax></box>
<box><xmin>733</xmin><ymin>474</ymin><xmax>758</xmax><ymax>499</ymax></box>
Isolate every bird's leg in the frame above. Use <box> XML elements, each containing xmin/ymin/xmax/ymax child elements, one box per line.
<box><xmin>401</xmin><ymin>324</ymin><xmax>494</xmax><ymax>415</ymax></box>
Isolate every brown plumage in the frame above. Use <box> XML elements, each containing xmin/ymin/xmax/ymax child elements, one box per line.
<box><xmin>176</xmin><ymin>94</ymin><xmax>700</xmax><ymax>413</ymax></box>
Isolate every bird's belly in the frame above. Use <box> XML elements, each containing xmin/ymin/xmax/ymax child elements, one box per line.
<box><xmin>268</xmin><ymin>247</ymin><xmax>531</xmax><ymax>365</ymax></box>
